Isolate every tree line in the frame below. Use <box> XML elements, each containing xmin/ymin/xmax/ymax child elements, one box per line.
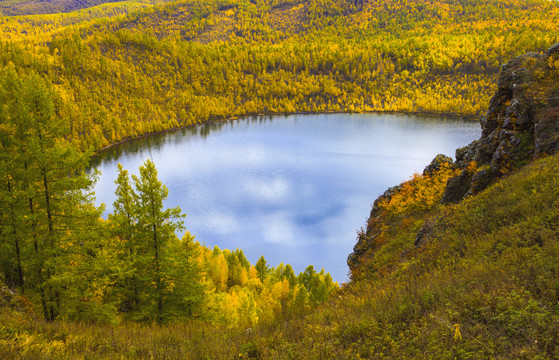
<box><xmin>1</xmin><ymin>0</ymin><xmax>558</xmax><ymax>324</ymax></box>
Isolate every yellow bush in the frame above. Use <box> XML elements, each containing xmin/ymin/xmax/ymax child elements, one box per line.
<box><xmin>380</xmin><ymin>163</ymin><xmax>458</xmax><ymax>216</ymax></box>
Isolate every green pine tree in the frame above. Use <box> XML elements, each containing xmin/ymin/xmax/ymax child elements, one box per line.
<box><xmin>0</xmin><ymin>66</ymin><xmax>104</xmax><ymax>321</ymax></box>
<box><xmin>255</xmin><ymin>255</ymin><xmax>270</xmax><ymax>284</ymax></box>
<box><xmin>132</xmin><ymin>158</ymin><xmax>185</xmax><ymax>323</ymax></box>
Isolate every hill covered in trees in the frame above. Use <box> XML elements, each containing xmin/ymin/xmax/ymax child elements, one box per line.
<box><xmin>0</xmin><ymin>0</ymin><xmax>121</xmax><ymax>16</ymax></box>
<box><xmin>0</xmin><ymin>69</ymin><xmax>337</xmax><ymax>325</ymax></box>
<box><xmin>2</xmin><ymin>42</ymin><xmax>559</xmax><ymax>359</ymax></box>
<box><xmin>0</xmin><ymin>0</ymin><xmax>558</xmax><ymax>150</ymax></box>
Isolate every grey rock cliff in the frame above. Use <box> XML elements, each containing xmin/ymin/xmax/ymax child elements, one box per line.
<box><xmin>442</xmin><ymin>42</ymin><xmax>559</xmax><ymax>203</ymax></box>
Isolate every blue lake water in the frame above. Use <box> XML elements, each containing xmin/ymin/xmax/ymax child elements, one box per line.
<box><xmin>90</xmin><ymin>113</ymin><xmax>481</xmax><ymax>282</ymax></box>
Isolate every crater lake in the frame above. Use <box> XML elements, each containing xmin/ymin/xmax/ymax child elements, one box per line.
<box><xmin>90</xmin><ymin>113</ymin><xmax>481</xmax><ymax>282</ymax></box>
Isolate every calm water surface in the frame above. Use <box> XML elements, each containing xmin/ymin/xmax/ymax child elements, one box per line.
<box><xmin>91</xmin><ymin>113</ymin><xmax>481</xmax><ymax>282</ymax></box>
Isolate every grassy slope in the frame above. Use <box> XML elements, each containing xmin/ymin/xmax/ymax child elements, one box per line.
<box><xmin>1</xmin><ymin>1</ymin><xmax>559</xmax><ymax>358</ymax></box>
<box><xmin>1</xmin><ymin>151</ymin><xmax>558</xmax><ymax>359</ymax></box>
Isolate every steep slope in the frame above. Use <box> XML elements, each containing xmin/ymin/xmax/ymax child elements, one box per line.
<box><xmin>270</xmin><ymin>151</ymin><xmax>559</xmax><ymax>359</ymax></box>
<box><xmin>443</xmin><ymin>43</ymin><xmax>559</xmax><ymax>203</ymax></box>
<box><xmin>2</xmin><ymin>120</ymin><xmax>558</xmax><ymax>359</ymax></box>
<box><xmin>349</xmin><ymin>42</ymin><xmax>559</xmax><ymax>274</ymax></box>
<box><xmin>1</xmin><ymin>5</ymin><xmax>559</xmax><ymax>360</ymax></box>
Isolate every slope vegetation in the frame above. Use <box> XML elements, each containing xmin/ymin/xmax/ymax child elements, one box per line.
<box><xmin>1</xmin><ymin>1</ymin><xmax>559</xmax><ymax>358</ymax></box>
<box><xmin>0</xmin><ymin>0</ymin><xmax>173</xmax><ymax>16</ymax></box>
<box><xmin>2</xmin><ymin>132</ymin><xmax>558</xmax><ymax>359</ymax></box>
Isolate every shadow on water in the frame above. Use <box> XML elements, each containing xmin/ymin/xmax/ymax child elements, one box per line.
<box><xmin>88</xmin><ymin>112</ymin><xmax>477</xmax><ymax>173</ymax></box>
<box><xmin>89</xmin><ymin>115</ymin><xmax>279</xmax><ymax>169</ymax></box>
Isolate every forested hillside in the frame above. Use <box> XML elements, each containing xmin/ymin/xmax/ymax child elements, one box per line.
<box><xmin>0</xmin><ymin>0</ymin><xmax>558</xmax><ymax>150</ymax></box>
<box><xmin>0</xmin><ymin>71</ymin><xmax>337</xmax><ymax>324</ymax></box>
<box><xmin>0</xmin><ymin>0</ymin><xmax>175</xmax><ymax>16</ymax></box>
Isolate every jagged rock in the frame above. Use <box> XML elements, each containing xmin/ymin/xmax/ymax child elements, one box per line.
<box><xmin>533</xmin><ymin>102</ymin><xmax>559</xmax><ymax>156</ymax></box>
<box><xmin>469</xmin><ymin>166</ymin><xmax>492</xmax><ymax>195</ymax></box>
<box><xmin>441</xmin><ymin>169</ymin><xmax>472</xmax><ymax>203</ymax></box>
<box><xmin>349</xmin><ymin>42</ymin><xmax>559</xmax><ymax>274</ymax></box>
<box><xmin>347</xmin><ymin>184</ymin><xmax>401</xmax><ymax>273</ymax></box>
<box><xmin>504</xmin><ymin>97</ymin><xmax>531</xmax><ymax>130</ymax></box>
<box><xmin>454</xmin><ymin>140</ymin><xmax>479</xmax><ymax>168</ymax></box>
<box><xmin>441</xmin><ymin>41</ymin><xmax>559</xmax><ymax>203</ymax></box>
<box><xmin>423</xmin><ymin>154</ymin><xmax>454</xmax><ymax>176</ymax></box>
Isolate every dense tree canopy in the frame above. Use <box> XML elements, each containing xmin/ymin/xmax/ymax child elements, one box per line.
<box><xmin>1</xmin><ymin>0</ymin><xmax>559</xmax><ymax>358</ymax></box>
<box><xmin>0</xmin><ymin>67</ymin><xmax>105</xmax><ymax>321</ymax></box>
<box><xmin>0</xmin><ymin>0</ymin><xmax>557</xmax><ymax>151</ymax></box>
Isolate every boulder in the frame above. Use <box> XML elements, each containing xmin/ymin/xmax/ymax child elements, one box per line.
<box><xmin>423</xmin><ymin>154</ymin><xmax>454</xmax><ymax>176</ymax></box>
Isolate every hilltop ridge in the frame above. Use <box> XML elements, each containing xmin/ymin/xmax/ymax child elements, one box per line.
<box><xmin>1</xmin><ymin>0</ymin><xmax>558</xmax><ymax>150</ymax></box>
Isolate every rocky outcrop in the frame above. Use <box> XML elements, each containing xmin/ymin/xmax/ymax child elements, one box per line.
<box><xmin>423</xmin><ymin>154</ymin><xmax>454</xmax><ymax>176</ymax></box>
<box><xmin>348</xmin><ymin>42</ymin><xmax>559</xmax><ymax>275</ymax></box>
<box><xmin>347</xmin><ymin>155</ymin><xmax>452</xmax><ymax>274</ymax></box>
<box><xmin>347</xmin><ymin>184</ymin><xmax>402</xmax><ymax>272</ymax></box>
<box><xmin>442</xmin><ymin>42</ymin><xmax>559</xmax><ymax>202</ymax></box>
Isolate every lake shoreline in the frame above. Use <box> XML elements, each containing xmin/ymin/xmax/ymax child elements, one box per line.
<box><xmin>95</xmin><ymin>110</ymin><xmax>480</xmax><ymax>155</ymax></box>
<box><xmin>91</xmin><ymin>113</ymin><xmax>481</xmax><ymax>282</ymax></box>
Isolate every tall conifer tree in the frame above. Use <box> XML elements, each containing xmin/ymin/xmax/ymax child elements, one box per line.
<box><xmin>0</xmin><ymin>66</ymin><xmax>103</xmax><ymax>321</ymax></box>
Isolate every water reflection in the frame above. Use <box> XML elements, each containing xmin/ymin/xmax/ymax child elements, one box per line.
<box><xmin>90</xmin><ymin>116</ymin><xmax>277</xmax><ymax>168</ymax></box>
<box><xmin>90</xmin><ymin>113</ymin><xmax>480</xmax><ymax>282</ymax></box>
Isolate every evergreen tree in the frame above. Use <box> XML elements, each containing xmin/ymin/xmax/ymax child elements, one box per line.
<box><xmin>0</xmin><ymin>66</ymin><xmax>103</xmax><ymax>321</ymax></box>
<box><xmin>111</xmin><ymin>163</ymin><xmax>136</xmax><ymax>243</ymax></box>
<box><xmin>108</xmin><ymin>164</ymin><xmax>141</xmax><ymax>315</ymax></box>
<box><xmin>165</xmin><ymin>232</ymin><xmax>205</xmax><ymax>319</ymax></box>
<box><xmin>131</xmin><ymin>159</ymin><xmax>185</xmax><ymax>323</ymax></box>
<box><xmin>255</xmin><ymin>255</ymin><xmax>270</xmax><ymax>284</ymax></box>
<box><xmin>283</xmin><ymin>264</ymin><xmax>297</xmax><ymax>287</ymax></box>
<box><xmin>0</xmin><ymin>66</ymin><xmax>25</xmax><ymax>291</ymax></box>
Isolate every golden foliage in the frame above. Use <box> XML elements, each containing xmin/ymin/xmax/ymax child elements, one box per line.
<box><xmin>380</xmin><ymin>162</ymin><xmax>458</xmax><ymax>216</ymax></box>
<box><xmin>1</xmin><ymin>0</ymin><xmax>557</xmax><ymax>150</ymax></box>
